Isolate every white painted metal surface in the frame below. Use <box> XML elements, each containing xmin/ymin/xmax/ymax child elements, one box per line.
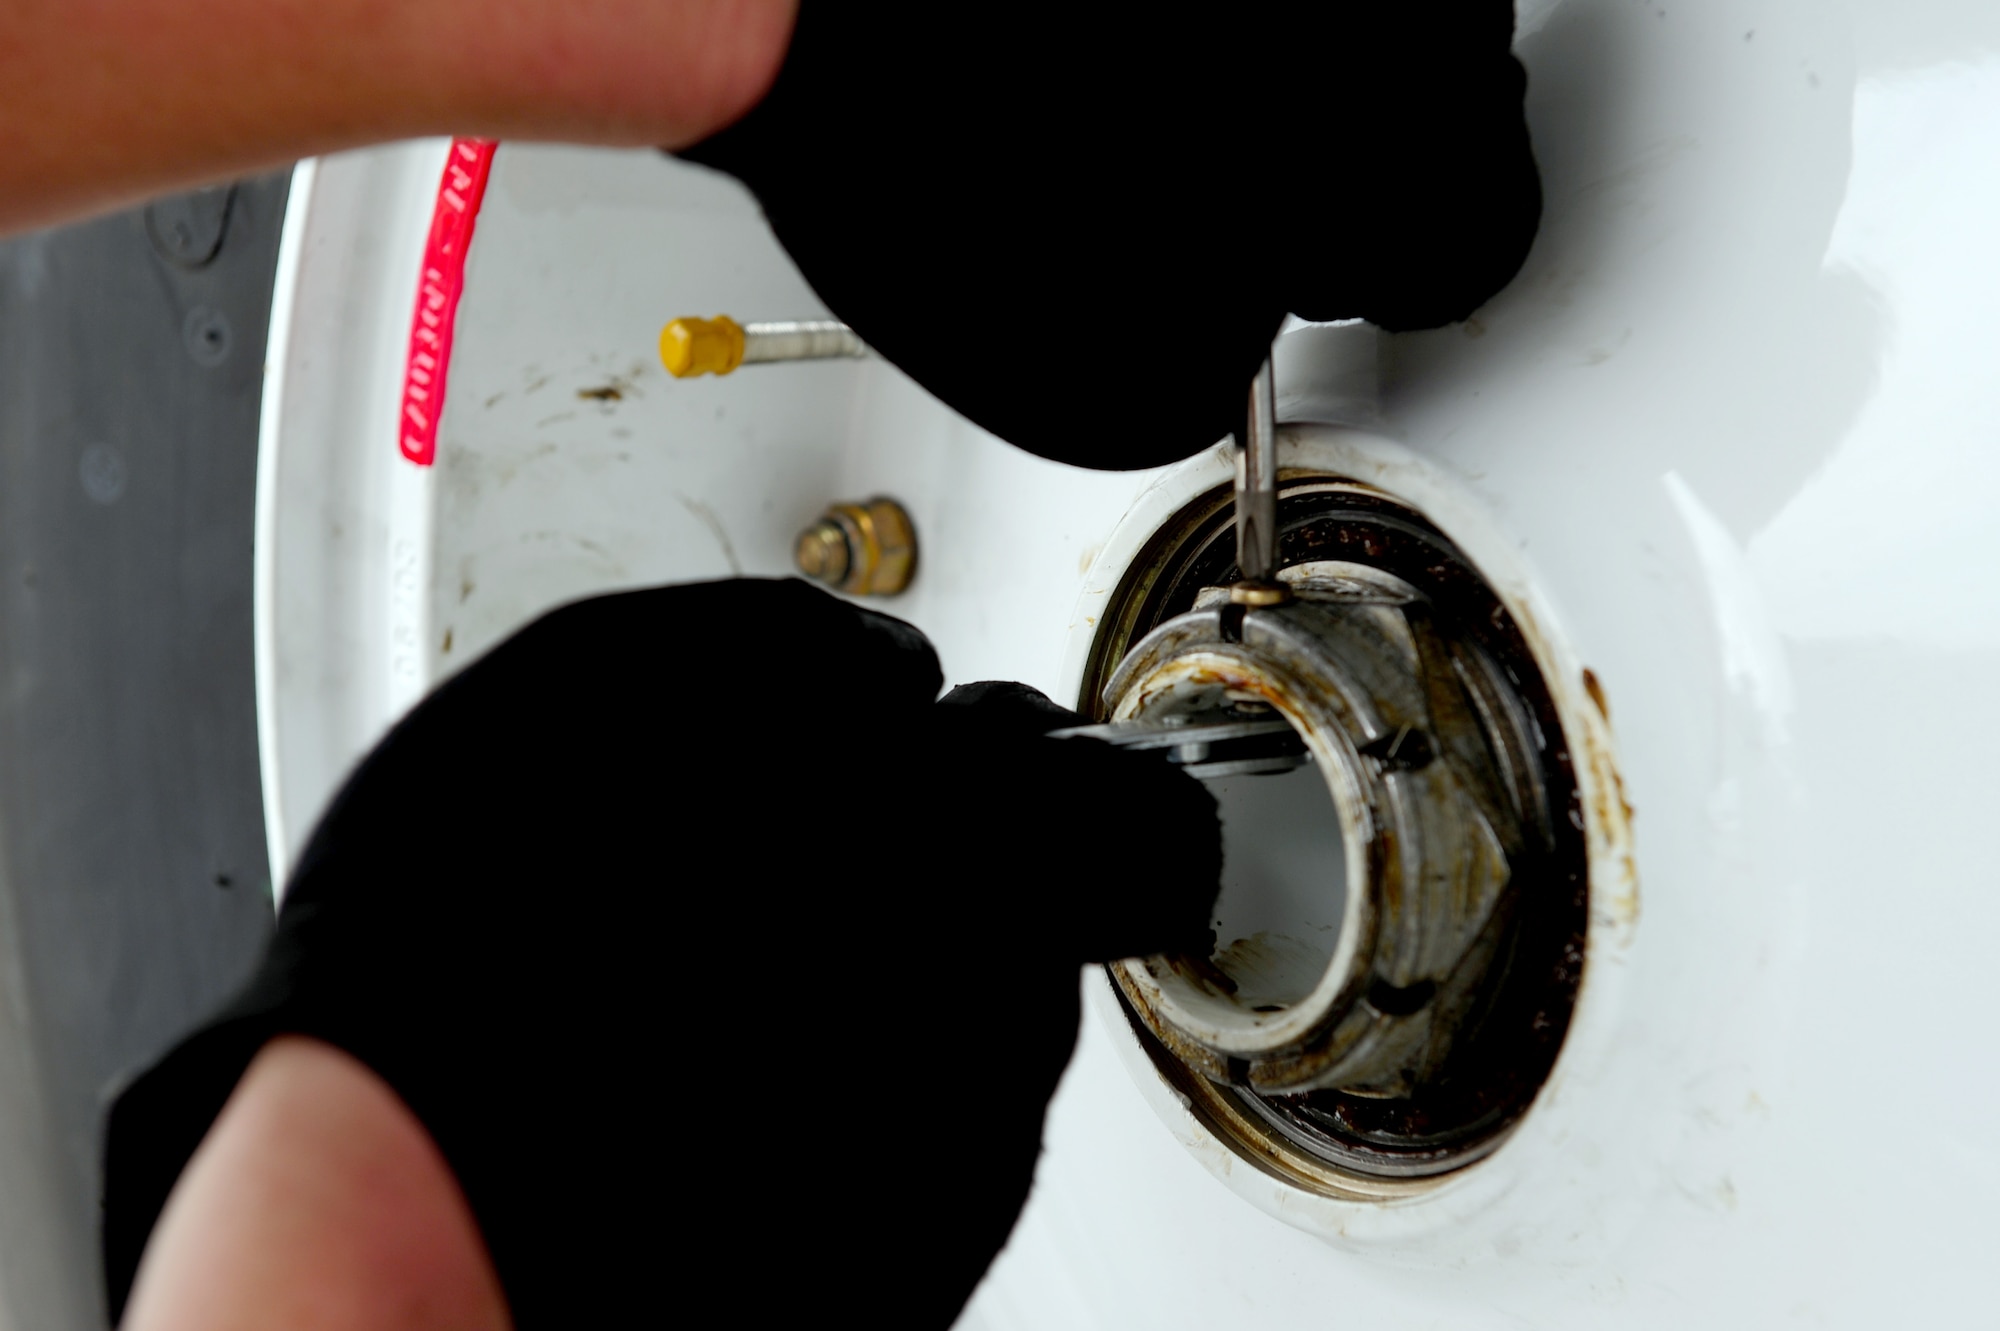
<box><xmin>256</xmin><ymin>1</ymin><xmax>2000</xmax><ymax>1323</ymax></box>
<box><xmin>257</xmin><ymin>143</ymin><xmax>444</xmax><ymax>893</ymax></box>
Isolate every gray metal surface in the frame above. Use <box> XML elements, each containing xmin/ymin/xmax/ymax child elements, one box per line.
<box><xmin>741</xmin><ymin>318</ymin><xmax>865</xmax><ymax>363</ymax></box>
<box><xmin>1051</xmin><ymin>714</ymin><xmax>1309</xmax><ymax>779</ymax></box>
<box><xmin>1234</xmin><ymin>356</ymin><xmax>1279</xmax><ymax>585</ymax></box>
<box><xmin>0</xmin><ymin>174</ymin><xmax>285</xmax><ymax>1330</ymax></box>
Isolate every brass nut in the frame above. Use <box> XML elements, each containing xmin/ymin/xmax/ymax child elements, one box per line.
<box><xmin>794</xmin><ymin>497</ymin><xmax>917</xmax><ymax>596</ymax></box>
<box><xmin>794</xmin><ymin>521</ymin><xmax>852</xmax><ymax>584</ymax></box>
<box><xmin>1228</xmin><ymin>580</ymin><xmax>1294</xmax><ymax>607</ymax></box>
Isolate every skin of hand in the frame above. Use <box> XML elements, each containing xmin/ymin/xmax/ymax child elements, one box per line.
<box><xmin>0</xmin><ymin>0</ymin><xmax>796</xmax><ymax>235</ymax></box>
<box><xmin>121</xmin><ymin>1036</ymin><xmax>512</xmax><ymax>1331</ymax></box>
<box><xmin>39</xmin><ymin>8</ymin><xmax>785</xmax><ymax>1325</ymax></box>
<box><xmin>41</xmin><ymin>8</ymin><xmax>785</xmax><ymax>1325</ymax></box>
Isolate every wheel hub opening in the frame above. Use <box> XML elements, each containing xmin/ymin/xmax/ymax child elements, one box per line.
<box><xmin>1084</xmin><ymin>477</ymin><xmax>1588</xmax><ymax>1191</ymax></box>
<box><xmin>1207</xmin><ymin>759</ymin><xmax>1349</xmax><ymax>1013</ymax></box>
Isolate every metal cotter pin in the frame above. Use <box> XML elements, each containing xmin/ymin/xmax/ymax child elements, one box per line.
<box><xmin>1230</xmin><ymin>354</ymin><xmax>1290</xmax><ymax>608</ymax></box>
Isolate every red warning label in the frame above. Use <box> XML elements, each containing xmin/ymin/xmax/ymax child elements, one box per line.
<box><xmin>399</xmin><ymin>138</ymin><xmax>496</xmax><ymax>466</ymax></box>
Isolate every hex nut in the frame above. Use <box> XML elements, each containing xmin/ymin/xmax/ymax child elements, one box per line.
<box><xmin>1105</xmin><ymin>589</ymin><xmax>1522</xmax><ymax>1097</ymax></box>
<box><xmin>794</xmin><ymin>497</ymin><xmax>917</xmax><ymax>596</ymax></box>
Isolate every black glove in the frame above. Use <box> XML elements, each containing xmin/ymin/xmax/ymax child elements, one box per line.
<box><xmin>103</xmin><ymin>580</ymin><xmax>1220</xmax><ymax>1330</ymax></box>
<box><xmin>681</xmin><ymin>1</ymin><xmax>1540</xmax><ymax>469</ymax></box>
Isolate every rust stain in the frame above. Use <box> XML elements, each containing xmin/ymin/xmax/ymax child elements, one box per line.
<box><xmin>577</xmin><ymin>363</ymin><xmax>648</xmax><ymax>404</ymax></box>
<box><xmin>1505</xmin><ymin>601</ymin><xmax>1637</xmax><ymax>936</ymax></box>
<box><xmin>1581</xmin><ymin>722</ymin><xmax>1639</xmax><ymax>931</ymax></box>
<box><xmin>1607</xmin><ymin>758</ymin><xmax>1633</xmax><ymax>825</ymax></box>
<box><xmin>1577</xmin><ymin>671</ymin><xmax>1634</xmax><ymax>830</ymax></box>
<box><xmin>1581</xmin><ymin>667</ymin><xmax>1611</xmax><ymax>723</ymax></box>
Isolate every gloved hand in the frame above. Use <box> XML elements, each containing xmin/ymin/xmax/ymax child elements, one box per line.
<box><xmin>681</xmin><ymin>1</ymin><xmax>1540</xmax><ymax>469</ymax></box>
<box><xmin>104</xmin><ymin>579</ymin><xmax>1220</xmax><ymax>1330</ymax></box>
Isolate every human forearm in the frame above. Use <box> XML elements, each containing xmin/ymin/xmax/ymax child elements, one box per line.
<box><xmin>0</xmin><ymin>0</ymin><xmax>794</xmax><ymax>234</ymax></box>
<box><xmin>119</xmin><ymin>1036</ymin><xmax>510</xmax><ymax>1331</ymax></box>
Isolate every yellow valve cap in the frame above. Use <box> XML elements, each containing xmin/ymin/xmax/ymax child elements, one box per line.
<box><xmin>659</xmin><ymin>315</ymin><xmax>747</xmax><ymax>378</ymax></box>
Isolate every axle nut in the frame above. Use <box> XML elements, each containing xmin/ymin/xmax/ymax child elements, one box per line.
<box><xmin>794</xmin><ymin>497</ymin><xmax>917</xmax><ymax>597</ymax></box>
<box><xmin>1080</xmin><ymin>477</ymin><xmax>1589</xmax><ymax>1183</ymax></box>
<box><xmin>1105</xmin><ymin>585</ymin><xmax>1525</xmax><ymax>1099</ymax></box>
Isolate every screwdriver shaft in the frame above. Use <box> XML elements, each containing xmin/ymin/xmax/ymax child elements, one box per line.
<box><xmin>1236</xmin><ymin>357</ymin><xmax>1279</xmax><ymax>585</ymax></box>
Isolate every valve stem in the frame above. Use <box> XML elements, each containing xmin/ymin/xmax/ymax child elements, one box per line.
<box><xmin>659</xmin><ymin>315</ymin><xmax>866</xmax><ymax>379</ymax></box>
